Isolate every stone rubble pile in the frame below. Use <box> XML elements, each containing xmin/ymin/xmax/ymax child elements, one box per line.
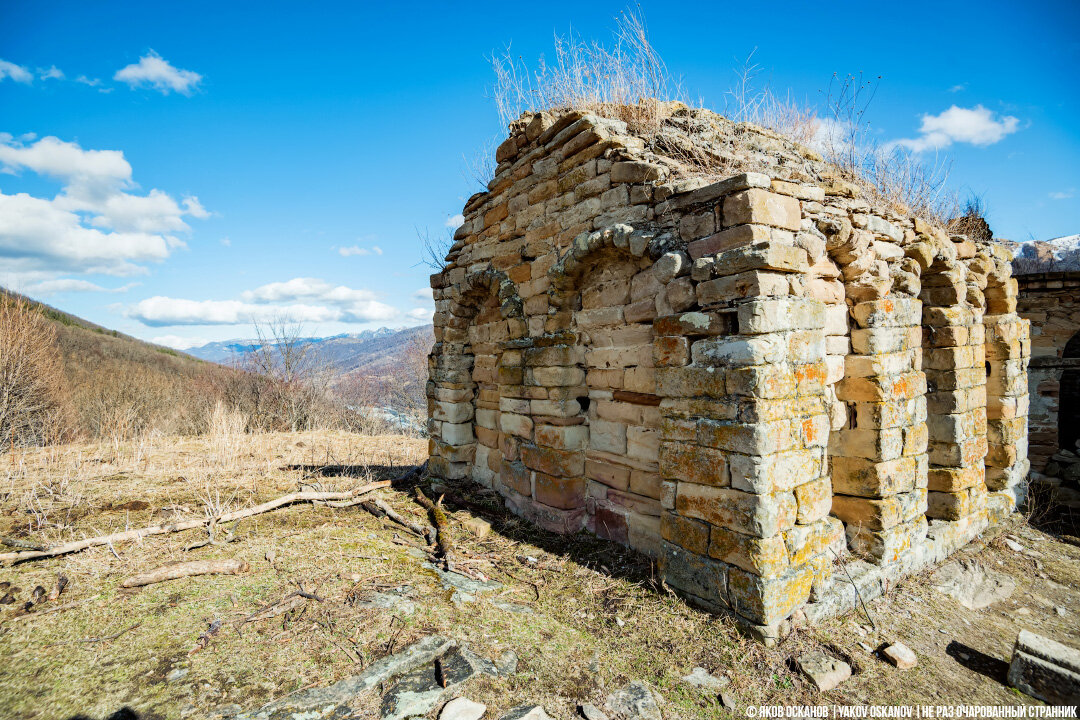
<box><xmin>427</xmin><ymin>104</ymin><xmax>1030</xmax><ymax>642</ymax></box>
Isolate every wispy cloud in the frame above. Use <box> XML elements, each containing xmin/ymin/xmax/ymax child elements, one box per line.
<box><xmin>1050</xmin><ymin>188</ymin><xmax>1076</xmax><ymax>200</ymax></box>
<box><xmin>114</xmin><ymin>51</ymin><xmax>201</xmax><ymax>95</ymax></box>
<box><xmin>24</xmin><ymin>278</ymin><xmax>138</xmax><ymax>296</ymax></box>
<box><xmin>948</xmin><ymin>83</ymin><xmax>966</xmax><ymax>93</ymax></box>
<box><xmin>39</xmin><ymin>66</ymin><xmax>64</xmax><ymax>81</ymax></box>
<box><xmin>338</xmin><ymin>244</ymin><xmax>383</xmax><ymax>257</ymax></box>
<box><xmin>891</xmin><ymin>105</ymin><xmax>1020</xmax><ymax>153</ymax></box>
<box><xmin>0</xmin><ymin>59</ymin><xmax>33</xmax><ymax>84</ymax></box>
<box><xmin>445</xmin><ymin>213</ymin><xmax>464</xmax><ymax>228</ymax></box>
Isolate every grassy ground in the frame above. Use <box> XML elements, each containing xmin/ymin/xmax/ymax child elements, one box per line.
<box><xmin>1</xmin><ymin>431</ymin><xmax>1078</xmax><ymax>720</ymax></box>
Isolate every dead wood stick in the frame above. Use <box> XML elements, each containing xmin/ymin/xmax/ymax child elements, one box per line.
<box><xmin>414</xmin><ymin>488</ymin><xmax>455</xmax><ymax>571</ymax></box>
<box><xmin>0</xmin><ymin>480</ymin><xmax>390</xmax><ymax>564</ymax></box>
<box><xmin>363</xmin><ymin>498</ymin><xmax>433</xmax><ymax>542</ymax></box>
<box><xmin>121</xmin><ymin>559</ymin><xmax>251</xmax><ymax>588</ymax></box>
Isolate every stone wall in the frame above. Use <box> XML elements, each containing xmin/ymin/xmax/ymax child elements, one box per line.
<box><xmin>1015</xmin><ymin>272</ymin><xmax>1080</xmax><ymax>501</ymax></box>
<box><xmin>427</xmin><ymin>107</ymin><xmax>1030</xmax><ymax>642</ymax></box>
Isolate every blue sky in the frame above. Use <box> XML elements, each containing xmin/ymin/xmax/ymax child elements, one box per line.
<box><xmin>1</xmin><ymin>0</ymin><xmax>1077</xmax><ymax>349</ymax></box>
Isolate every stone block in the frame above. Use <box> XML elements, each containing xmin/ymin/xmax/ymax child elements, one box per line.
<box><xmin>832</xmin><ymin>456</ymin><xmax>917</xmax><ymax>497</ymax></box>
<box><xmin>676</xmin><ymin>483</ymin><xmax>795</xmax><ymax>537</ymax></box>
<box><xmin>723</xmin><ymin>189</ymin><xmax>801</xmax><ymax>231</ymax></box>
<box><xmin>661</xmin><ymin>512</ymin><xmax>710</xmax><ymax>555</ymax></box>
<box><xmin>521</xmin><ymin>444</ymin><xmax>584</xmax><ymax>477</ymax></box>
<box><xmin>738</xmin><ymin>298</ymin><xmax>825</xmax><ymax>334</ymax></box>
<box><xmin>534</xmin><ymin>472</ymin><xmax>586</xmax><ymax>510</ymax></box>
<box><xmin>727</xmin><ymin>564</ymin><xmax>813</xmax><ymax>626</ymax></box>
<box><xmin>709</xmin><ymin>526</ymin><xmax>790</xmax><ymax>576</ymax></box>
<box><xmin>688</xmin><ymin>225</ymin><xmax>770</xmax><ymax>259</ymax></box>
<box><xmin>658</xmin><ymin>443</ymin><xmax>730</xmax><ymax>486</ymax></box>
<box><xmin>1007</xmin><ymin>630</ymin><xmax>1080</xmax><ymax>704</ymax></box>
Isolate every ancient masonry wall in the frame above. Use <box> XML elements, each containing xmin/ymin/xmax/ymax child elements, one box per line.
<box><xmin>427</xmin><ymin>110</ymin><xmax>1030</xmax><ymax>642</ymax></box>
<box><xmin>1016</xmin><ymin>273</ymin><xmax>1080</xmax><ymax>472</ymax></box>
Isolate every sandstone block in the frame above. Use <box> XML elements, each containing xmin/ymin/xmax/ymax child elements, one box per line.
<box><xmin>723</xmin><ymin>189</ymin><xmax>801</xmax><ymax>231</ymax></box>
<box><xmin>676</xmin><ymin>483</ymin><xmax>795</xmax><ymax>537</ymax></box>
<box><xmin>727</xmin><ymin>564</ymin><xmax>813</xmax><ymax>625</ymax></box>
<box><xmin>709</xmin><ymin>526</ymin><xmax>789</xmax><ymax>576</ymax></box>
<box><xmin>658</xmin><ymin>443</ymin><xmax>730</xmax><ymax>486</ymax></box>
<box><xmin>521</xmin><ymin>444</ymin><xmax>584</xmax><ymax>477</ymax></box>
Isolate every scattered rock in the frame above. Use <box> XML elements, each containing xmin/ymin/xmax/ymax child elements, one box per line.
<box><xmin>491</xmin><ymin>599</ymin><xmax>534</xmax><ymax>615</ymax></box>
<box><xmin>426</xmin><ymin>563</ymin><xmax>502</xmax><ymax>604</ymax></box>
<box><xmin>499</xmin><ymin>706</ymin><xmax>554</xmax><ymax>720</ymax></box>
<box><xmin>1003</xmin><ymin>538</ymin><xmax>1024</xmax><ymax>553</ymax></box>
<box><xmin>932</xmin><ymin>560</ymin><xmax>1016</xmax><ymax>610</ymax></box>
<box><xmin>1008</xmin><ymin>629</ymin><xmax>1080</xmax><ymax>704</ymax></box>
<box><xmin>381</xmin><ymin>647</ymin><xmax>495</xmax><ymax>720</ymax></box>
<box><xmin>797</xmin><ymin>652</ymin><xmax>851</xmax><ymax>691</ymax></box>
<box><xmin>166</xmin><ymin>668</ymin><xmax>189</xmax><ymax>684</ymax></box>
<box><xmin>1055</xmin><ymin>606</ymin><xmax>1068</xmax><ymax>617</ymax></box>
<box><xmin>605</xmin><ymin>682</ymin><xmax>662</xmax><ymax>720</ymax></box>
<box><xmin>351</xmin><ymin>585</ymin><xmax>417</xmax><ymax>615</ymax></box>
<box><xmin>680</xmin><ymin>667</ymin><xmax>729</xmax><ymax>691</ymax></box>
<box><xmin>495</xmin><ymin>650</ymin><xmax>519</xmax><ymax>676</ymax></box>
<box><xmin>578</xmin><ymin>702</ymin><xmax>609</xmax><ymax>720</ymax></box>
<box><xmin>883</xmin><ymin>643</ymin><xmax>918</xmax><ymax>670</ymax></box>
<box><xmin>858</xmin><ymin>642</ymin><xmax>873</xmax><ymax>653</ymax></box>
<box><xmin>719</xmin><ymin>691</ymin><xmax>736</xmax><ymax>710</ymax></box>
<box><xmin>462</xmin><ymin>516</ymin><xmax>491</xmax><ymax>538</ymax></box>
<box><xmin>440</xmin><ymin>697</ymin><xmax>487</xmax><ymax>720</ymax></box>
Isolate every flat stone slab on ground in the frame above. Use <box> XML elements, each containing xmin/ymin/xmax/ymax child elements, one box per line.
<box><xmin>499</xmin><ymin>706</ymin><xmax>554</xmax><ymax>720</ymax></box>
<box><xmin>797</xmin><ymin>652</ymin><xmax>851</xmax><ymax>691</ymax></box>
<box><xmin>1008</xmin><ymin>629</ymin><xmax>1080</xmax><ymax>704</ymax></box>
<box><xmin>605</xmin><ymin>682</ymin><xmax>662</xmax><ymax>720</ymax></box>
<box><xmin>440</xmin><ymin>697</ymin><xmax>487</xmax><ymax>720</ymax></box>
<box><xmin>932</xmin><ymin>559</ymin><xmax>1015</xmax><ymax>610</ymax></box>
<box><xmin>883</xmin><ymin>642</ymin><xmax>918</xmax><ymax>669</ymax></box>
<box><xmin>680</xmin><ymin>667</ymin><xmax>729</xmax><ymax>691</ymax></box>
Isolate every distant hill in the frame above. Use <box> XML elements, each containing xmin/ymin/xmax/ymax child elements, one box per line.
<box><xmin>2</xmin><ymin>288</ymin><xmax>222</xmax><ymax>439</ymax></box>
<box><xmin>1013</xmin><ymin>234</ymin><xmax>1080</xmax><ymax>274</ymax></box>
<box><xmin>186</xmin><ymin>325</ymin><xmax>432</xmax><ymax>376</ymax></box>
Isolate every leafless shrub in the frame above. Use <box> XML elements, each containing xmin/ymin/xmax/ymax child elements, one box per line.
<box><xmin>334</xmin><ymin>327</ymin><xmax>432</xmax><ymax>436</ymax></box>
<box><xmin>418</xmin><ymin>225</ymin><xmax>457</xmax><ymax>271</ymax></box>
<box><xmin>0</xmin><ymin>298</ymin><xmax>72</xmax><ymax>450</ymax></box>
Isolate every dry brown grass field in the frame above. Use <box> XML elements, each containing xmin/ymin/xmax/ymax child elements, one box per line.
<box><xmin>1</xmin><ymin>430</ymin><xmax>1078</xmax><ymax>720</ymax></box>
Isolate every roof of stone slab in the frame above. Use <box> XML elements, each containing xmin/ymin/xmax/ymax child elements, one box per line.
<box><xmin>451</xmin><ymin>104</ymin><xmax>1015</xmax><ymax>270</ymax></box>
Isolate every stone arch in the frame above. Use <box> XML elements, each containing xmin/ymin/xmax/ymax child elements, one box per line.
<box><xmin>428</xmin><ymin>269</ymin><xmax>526</xmax><ymax>485</ymax></box>
<box><xmin>1060</xmin><ymin>331</ymin><xmax>1080</xmax><ymax>457</ymax></box>
<box><xmin>534</xmin><ymin>223</ymin><xmax>671</xmax><ymax>552</ymax></box>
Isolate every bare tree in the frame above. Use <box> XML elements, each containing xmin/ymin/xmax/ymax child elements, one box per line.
<box><xmin>240</xmin><ymin>318</ymin><xmax>336</xmax><ymax>431</ymax></box>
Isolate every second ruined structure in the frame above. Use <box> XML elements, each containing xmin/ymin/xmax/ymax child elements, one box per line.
<box><xmin>426</xmin><ymin>106</ymin><xmax>1030</xmax><ymax>642</ymax></box>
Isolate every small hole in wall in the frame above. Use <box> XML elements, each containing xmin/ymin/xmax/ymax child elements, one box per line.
<box><xmin>729</xmin><ymin>313</ymin><xmax>740</xmax><ymax>335</ymax></box>
<box><xmin>578</xmin><ymin>396</ymin><xmax>591</xmax><ymax>413</ymax></box>
<box><xmin>985</xmin><ymin>361</ymin><xmax>991</xmax><ymax>377</ymax></box>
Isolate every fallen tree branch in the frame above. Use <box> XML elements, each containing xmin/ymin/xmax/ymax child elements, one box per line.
<box><xmin>0</xmin><ymin>480</ymin><xmax>390</xmax><ymax>565</ymax></box>
<box><xmin>362</xmin><ymin>498</ymin><xmax>434</xmax><ymax>543</ymax></box>
<box><xmin>415</xmin><ymin>488</ymin><xmax>456</xmax><ymax>572</ymax></box>
<box><xmin>121</xmin><ymin>559</ymin><xmax>251</xmax><ymax>588</ymax></box>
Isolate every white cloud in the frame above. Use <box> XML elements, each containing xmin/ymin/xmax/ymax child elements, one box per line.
<box><xmin>0</xmin><ymin>59</ymin><xmax>32</xmax><ymax>84</ymax></box>
<box><xmin>75</xmin><ymin>75</ymin><xmax>102</xmax><ymax>88</ymax></box>
<box><xmin>129</xmin><ymin>278</ymin><xmax>402</xmax><ymax>328</ymax></box>
<box><xmin>24</xmin><ymin>278</ymin><xmax>138</xmax><ymax>296</ymax></box>
<box><xmin>220</xmin><ymin>236</ymin><xmax>231</xmax><ymax>246</ymax></box>
<box><xmin>152</xmin><ymin>334</ymin><xmax>209</xmax><ymax>350</ymax></box>
<box><xmin>892</xmin><ymin>105</ymin><xmax>1020</xmax><ymax>153</ymax></box>
<box><xmin>445</xmin><ymin>213</ymin><xmax>464</xmax><ymax>228</ymax></box>
<box><xmin>114</xmin><ymin>51</ymin><xmax>201</xmax><ymax>95</ymax></box>
<box><xmin>412</xmin><ymin>287</ymin><xmax>434</xmax><ymax>302</ymax></box>
<box><xmin>1050</xmin><ymin>189</ymin><xmax>1076</xmax><ymax>200</ymax></box>
<box><xmin>0</xmin><ymin>134</ymin><xmax>206</xmax><ymax>281</ymax></box>
<box><xmin>128</xmin><ymin>296</ymin><xmax>340</xmax><ymax>326</ymax></box>
<box><xmin>948</xmin><ymin>84</ymin><xmax>966</xmax><ymax>93</ymax></box>
<box><xmin>407</xmin><ymin>307</ymin><xmax>434</xmax><ymax>321</ymax></box>
<box><xmin>39</xmin><ymin>66</ymin><xmax>64</xmax><ymax>81</ymax></box>
<box><xmin>338</xmin><ymin>244</ymin><xmax>383</xmax><ymax>257</ymax></box>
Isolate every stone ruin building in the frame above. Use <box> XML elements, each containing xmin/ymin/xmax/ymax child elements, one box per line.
<box><xmin>1015</xmin><ymin>268</ymin><xmax>1080</xmax><ymax>511</ymax></box>
<box><xmin>426</xmin><ymin>106</ymin><xmax>1031</xmax><ymax>642</ymax></box>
